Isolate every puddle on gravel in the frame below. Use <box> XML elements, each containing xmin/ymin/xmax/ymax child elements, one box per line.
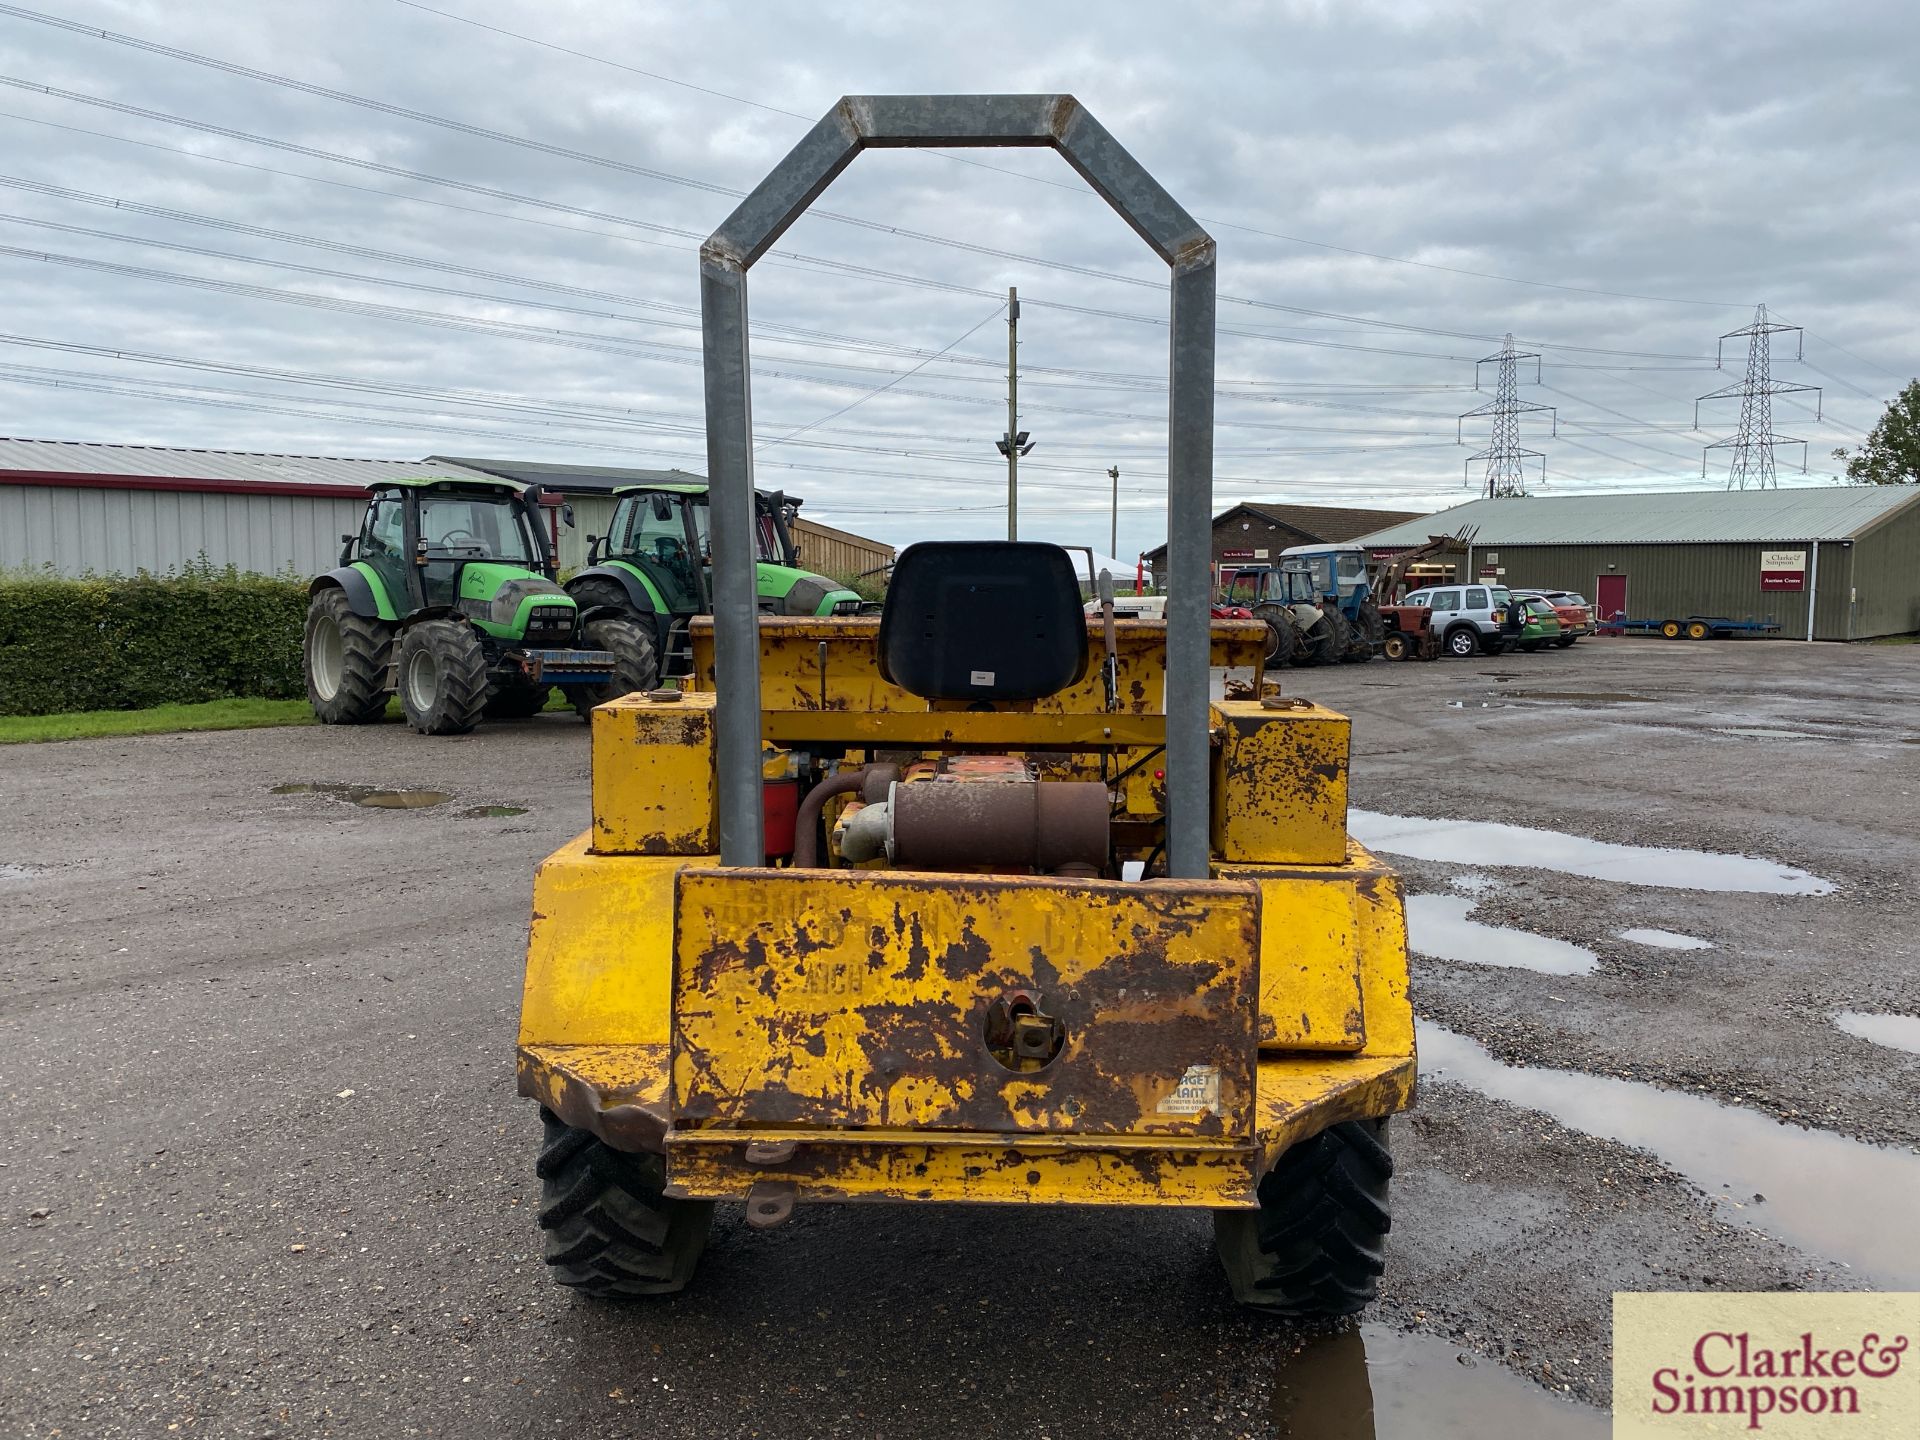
<box><xmin>1712</xmin><ymin>727</ymin><xmax>1825</xmax><ymax>742</ymax></box>
<box><xmin>1349</xmin><ymin>810</ymin><xmax>1834</xmax><ymax>896</ymax></box>
<box><xmin>1832</xmin><ymin>1011</ymin><xmax>1920</xmax><ymax>1057</ymax></box>
<box><xmin>1615</xmin><ymin>927</ymin><xmax>1713</xmax><ymax>951</ymax></box>
<box><xmin>1503</xmin><ymin>690</ymin><xmax>1658</xmax><ymax>704</ymax></box>
<box><xmin>1418</xmin><ymin>1021</ymin><xmax>1920</xmax><ymax>1287</ymax></box>
<box><xmin>0</xmin><ymin>862</ymin><xmax>42</xmax><ymax>881</ymax></box>
<box><xmin>1444</xmin><ymin>700</ymin><xmax>1504</xmax><ymax>710</ymax></box>
<box><xmin>1407</xmin><ymin>894</ymin><xmax>1597</xmax><ymax>976</ymax></box>
<box><xmin>1447</xmin><ymin>872</ymin><xmax>1501</xmax><ymax>896</ymax></box>
<box><xmin>271</xmin><ymin>783</ymin><xmax>452</xmax><ymax>809</ymax></box>
<box><xmin>459</xmin><ymin>805</ymin><xmax>528</xmax><ymax>819</ymax></box>
<box><xmin>1271</xmin><ymin>1323</ymin><xmax>1606</xmax><ymax>1438</ymax></box>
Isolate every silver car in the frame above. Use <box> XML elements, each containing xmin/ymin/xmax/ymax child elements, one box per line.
<box><xmin>1402</xmin><ymin>583</ymin><xmax>1513</xmax><ymax>657</ymax></box>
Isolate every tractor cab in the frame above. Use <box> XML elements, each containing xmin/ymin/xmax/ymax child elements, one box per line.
<box><xmin>349</xmin><ymin>476</ymin><xmax>560</xmax><ymax>619</ymax></box>
<box><xmin>1277</xmin><ymin>543</ymin><xmax>1371</xmax><ymax>606</ymax></box>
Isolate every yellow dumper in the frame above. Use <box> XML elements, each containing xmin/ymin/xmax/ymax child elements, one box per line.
<box><xmin>514</xmin><ymin>93</ymin><xmax>1415</xmax><ymax>1317</ymax></box>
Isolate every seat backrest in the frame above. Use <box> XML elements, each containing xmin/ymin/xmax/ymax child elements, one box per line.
<box><xmin>878</xmin><ymin>541</ymin><xmax>1089</xmax><ymax>701</ymax></box>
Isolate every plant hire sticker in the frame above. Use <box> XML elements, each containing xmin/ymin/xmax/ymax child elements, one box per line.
<box><xmin>1614</xmin><ymin>1292</ymin><xmax>1918</xmax><ymax>1437</ymax></box>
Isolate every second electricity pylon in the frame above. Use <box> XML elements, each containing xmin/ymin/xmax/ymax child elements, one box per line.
<box><xmin>1458</xmin><ymin>334</ymin><xmax>1556</xmax><ymax>497</ymax></box>
<box><xmin>1695</xmin><ymin>304</ymin><xmax>1822</xmax><ymax>489</ymax></box>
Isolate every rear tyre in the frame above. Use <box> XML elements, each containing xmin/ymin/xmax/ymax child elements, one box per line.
<box><xmin>565</xmin><ymin>616</ymin><xmax>660</xmax><ymax>719</ymax></box>
<box><xmin>484</xmin><ymin>679</ymin><xmax>552</xmax><ymax>719</ymax></box>
<box><xmin>303</xmin><ymin>588</ymin><xmax>392</xmax><ymax>724</ymax></box>
<box><xmin>567</xmin><ymin>577</ymin><xmax>633</xmax><ymax>616</ymax></box>
<box><xmin>1555</xmin><ymin>635</ymin><xmax>1578</xmax><ymax>648</ymax></box>
<box><xmin>1686</xmin><ymin>621</ymin><xmax>1712</xmax><ymax>641</ymax></box>
<box><xmin>1519</xmin><ymin>640</ymin><xmax>1541</xmax><ymax>653</ymax></box>
<box><xmin>1382</xmin><ymin>633</ymin><xmax>1409</xmax><ymax>661</ymax></box>
<box><xmin>1444</xmin><ymin>625</ymin><xmax>1478</xmax><ymax>659</ymax></box>
<box><xmin>396</xmin><ymin>619</ymin><xmax>489</xmax><ymax>735</ymax></box>
<box><xmin>536</xmin><ymin>1110</ymin><xmax>713</xmax><ymax>1298</ymax></box>
<box><xmin>1216</xmin><ymin>1118</ymin><xmax>1392</xmax><ymax>1317</ymax></box>
<box><xmin>1307</xmin><ymin>611</ymin><xmax>1347</xmax><ymax>666</ymax></box>
<box><xmin>1253</xmin><ymin>603</ymin><xmax>1296</xmax><ymax>667</ymax></box>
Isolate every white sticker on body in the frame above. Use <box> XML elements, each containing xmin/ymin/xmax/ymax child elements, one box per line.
<box><xmin>1157</xmin><ymin>1063</ymin><xmax>1221</xmax><ymax>1116</ymax></box>
<box><xmin>969</xmin><ymin>670</ymin><xmax>996</xmax><ymax>685</ymax></box>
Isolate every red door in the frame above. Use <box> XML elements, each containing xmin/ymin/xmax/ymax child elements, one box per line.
<box><xmin>1596</xmin><ymin>573</ymin><xmax>1628</xmax><ymax>627</ymax></box>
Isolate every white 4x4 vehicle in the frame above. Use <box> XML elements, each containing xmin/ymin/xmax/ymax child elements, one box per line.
<box><xmin>1402</xmin><ymin>583</ymin><xmax>1513</xmax><ymax>657</ymax></box>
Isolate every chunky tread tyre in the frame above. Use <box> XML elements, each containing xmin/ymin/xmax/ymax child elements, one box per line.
<box><xmin>535</xmin><ymin>1110</ymin><xmax>712</xmax><ymax>1298</ymax></box>
<box><xmin>1215</xmin><ymin>1118</ymin><xmax>1392</xmax><ymax>1318</ymax></box>
<box><xmin>1253</xmin><ymin>603</ymin><xmax>1296</xmax><ymax>667</ymax></box>
<box><xmin>567</xmin><ymin>577</ymin><xmax>634</xmax><ymax>616</ymax></box>
<box><xmin>396</xmin><ymin>619</ymin><xmax>489</xmax><ymax>735</ymax></box>
<box><xmin>1303</xmin><ymin>611</ymin><xmax>1345</xmax><ymax>667</ymax></box>
<box><xmin>565</xmin><ymin>616</ymin><xmax>659</xmax><ymax>718</ymax></box>
<box><xmin>303</xmin><ymin>588</ymin><xmax>392</xmax><ymax>724</ymax></box>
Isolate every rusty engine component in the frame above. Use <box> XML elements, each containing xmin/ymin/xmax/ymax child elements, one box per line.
<box><xmin>829</xmin><ymin>757</ymin><xmax>1110</xmax><ymax>876</ymax></box>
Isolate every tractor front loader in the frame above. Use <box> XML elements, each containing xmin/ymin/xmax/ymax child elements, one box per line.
<box><xmin>514</xmin><ymin>94</ymin><xmax>1416</xmax><ymax>1316</ymax></box>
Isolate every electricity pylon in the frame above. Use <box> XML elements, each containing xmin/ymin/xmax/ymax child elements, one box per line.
<box><xmin>1458</xmin><ymin>334</ymin><xmax>1556</xmax><ymax>497</ymax></box>
<box><xmin>1695</xmin><ymin>305</ymin><xmax>1822</xmax><ymax>489</ymax></box>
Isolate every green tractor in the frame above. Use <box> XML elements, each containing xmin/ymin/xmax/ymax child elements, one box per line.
<box><xmin>563</xmin><ymin>481</ymin><xmax>868</xmax><ymax>703</ymax></box>
<box><xmin>303</xmin><ymin>476</ymin><xmax>652</xmax><ymax>735</ymax></box>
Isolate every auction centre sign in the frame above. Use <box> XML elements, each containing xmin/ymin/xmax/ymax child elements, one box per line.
<box><xmin>1762</xmin><ymin>550</ymin><xmax>1807</xmax><ymax>592</ymax></box>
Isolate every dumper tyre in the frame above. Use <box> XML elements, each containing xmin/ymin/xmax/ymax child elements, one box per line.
<box><xmin>565</xmin><ymin>616</ymin><xmax>659</xmax><ymax>719</ymax></box>
<box><xmin>396</xmin><ymin>619</ymin><xmax>489</xmax><ymax>735</ymax></box>
<box><xmin>484</xmin><ymin>678</ymin><xmax>552</xmax><ymax>719</ymax></box>
<box><xmin>1215</xmin><ymin>1118</ymin><xmax>1391</xmax><ymax>1318</ymax></box>
<box><xmin>536</xmin><ymin>1111</ymin><xmax>714</xmax><ymax>1298</ymax></box>
<box><xmin>303</xmin><ymin>587</ymin><xmax>392</xmax><ymax>724</ymax></box>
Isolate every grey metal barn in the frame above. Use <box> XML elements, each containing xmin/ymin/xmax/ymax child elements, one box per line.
<box><xmin>1357</xmin><ymin>487</ymin><xmax>1920</xmax><ymax>641</ymax></box>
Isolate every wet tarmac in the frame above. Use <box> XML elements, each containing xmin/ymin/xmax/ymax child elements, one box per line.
<box><xmin>1418</xmin><ymin>1021</ymin><xmax>1920</xmax><ymax>1288</ymax></box>
<box><xmin>1406</xmin><ymin>893</ymin><xmax>1599</xmax><ymax>975</ymax></box>
<box><xmin>1271</xmin><ymin>1324</ymin><xmax>1606</xmax><ymax>1438</ymax></box>
<box><xmin>1350</xmin><ymin>808</ymin><xmax>1835</xmax><ymax>895</ymax></box>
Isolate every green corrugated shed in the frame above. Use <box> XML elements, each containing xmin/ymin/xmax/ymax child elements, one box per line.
<box><xmin>1358</xmin><ymin>487</ymin><xmax>1920</xmax><ymax>640</ymax></box>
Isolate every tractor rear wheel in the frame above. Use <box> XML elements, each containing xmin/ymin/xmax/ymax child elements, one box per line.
<box><xmin>536</xmin><ymin>1111</ymin><xmax>713</xmax><ymax>1298</ymax></box>
<box><xmin>566</xmin><ymin>616</ymin><xmax>659</xmax><ymax>718</ymax></box>
<box><xmin>396</xmin><ymin>619</ymin><xmax>489</xmax><ymax>735</ymax></box>
<box><xmin>1253</xmin><ymin>604</ymin><xmax>1295</xmax><ymax>667</ymax></box>
<box><xmin>484</xmin><ymin>679</ymin><xmax>552</xmax><ymax>719</ymax></box>
<box><xmin>1215</xmin><ymin>1118</ymin><xmax>1392</xmax><ymax>1318</ymax></box>
<box><xmin>1305</xmin><ymin>612</ymin><xmax>1346</xmax><ymax>666</ymax></box>
<box><xmin>567</xmin><ymin>577</ymin><xmax>632</xmax><ymax>616</ymax></box>
<box><xmin>303</xmin><ymin>588</ymin><xmax>392</xmax><ymax>724</ymax></box>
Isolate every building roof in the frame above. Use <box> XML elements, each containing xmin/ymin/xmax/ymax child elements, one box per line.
<box><xmin>0</xmin><ymin>436</ymin><xmax>450</xmax><ymax>488</ymax></box>
<box><xmin>1354</xmin><ymin>486</ymin><xmax>1920</xmax><ymax>549</ymax></box>
<box><xmin>1141</xmin><ymin>500</ymin><xmax>1426</xmax><ymax>560</ymax></box>
<box><xmin>432</xmin><ymin>456</ymin><xmax>712</xmax><ymax>497</ymax></box>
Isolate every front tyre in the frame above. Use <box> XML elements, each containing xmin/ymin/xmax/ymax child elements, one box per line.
<box><xmin>1215</xmin><ymin>1118</ymin><xmax>1392</xmax><ymax>1318</ymax></box>
<box><xmin>303</xmin><ymin>588</ymin><xmax>392</xmax><ymax>724</ymax></box>
<box><xmin>396</xmin><ymin>618</ymin><xmax>489</xmax><ymax>735</ymax></box>
<box><xmin>565</xmin><ymin>616</ymin><xmax>659</xmax><ymax>718</ymax></box>
<box><xmin>536</xmin><ymin>1111</ymin><xmax>713</xmax><ymax>1298</ymax></box>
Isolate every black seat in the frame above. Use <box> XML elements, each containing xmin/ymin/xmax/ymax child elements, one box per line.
<box><xmin>878</xmin><ymin>542</ymin><xmax>1089</xmax><ymax>701</ymax></box>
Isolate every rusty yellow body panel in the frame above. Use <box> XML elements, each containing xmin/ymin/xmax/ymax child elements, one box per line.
<box><xmin>520</xmin><ymin>836</ymin><xmax>697</xmax><ymax>1047</ymax></box>
<box><xmin>687</xmin><ymin>616</ymin><xmax>1266</xmax><ymax>720</ymax></box>
<box><xmin>515</xmin><ymin>1042</ymin><xmax>1414</xmax><ymax>1208</ymax></box>
<box><xmin>1210</xmin><ymin>700</ymin><xmax>1350</xmax><ymax>865</ymax></box>
<box><xmin>590</xmin><ymin>691</ymin><xmax>720</xmax><ymax>856</ymax></box>
<box><xmin>671</xmin><ymin>868</ymin><xmax>1261</xmax><ymax>1137</ymax></box>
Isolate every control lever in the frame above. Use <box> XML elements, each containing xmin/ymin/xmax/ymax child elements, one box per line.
<box><xmin>1097</xmin><ymin>569</ymin><xmax>1119</xmax><ymax>712</ymax></box>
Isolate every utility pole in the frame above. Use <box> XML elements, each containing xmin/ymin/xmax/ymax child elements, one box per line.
<box><xmin>1108</xmin><ymin>465</ymin><xmax>1119</xmax><ymax>559</ymax></box>
<box><xmin>1695</xmin><ymin>305</ymin><xmax>1821</xmax><ymax>489</ymax></box>
<box><xmin>1457</xmin><ymin>334</ymin><xmax>1555</xmax><ymax>497</ymax></box>
<box><xmin>994</xmin><ymin>287</ymin><xmax>1034</xmax><ymax>539</ymax></box>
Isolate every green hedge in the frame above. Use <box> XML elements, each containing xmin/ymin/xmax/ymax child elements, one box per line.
<box><xmin>0</xmin><ymin>561</ymin><xmax>309</xmax><ymax>716</ymax></box>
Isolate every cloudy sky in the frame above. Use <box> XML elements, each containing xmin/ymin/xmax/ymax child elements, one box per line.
<box><xmin>0</xmin><ymin>0</ymin><xmax>1913</xmax><ymax>555</ymax></box>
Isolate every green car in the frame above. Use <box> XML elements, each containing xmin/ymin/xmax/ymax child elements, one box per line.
<box><xmin>1513</xmin><ymin>596</ymin><xmax>1565</xmax><ymax>653</ymax></box>
<box><xmin>564</xmin><ymin>482</ymin><xmax>867</xmax><ymax>704</ymax></box>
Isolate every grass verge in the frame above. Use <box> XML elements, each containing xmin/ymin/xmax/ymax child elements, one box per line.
<box><xmin>0</xmin><ymin>698</ymin><xmax>321</xmax><ymax>744</ymax></box>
